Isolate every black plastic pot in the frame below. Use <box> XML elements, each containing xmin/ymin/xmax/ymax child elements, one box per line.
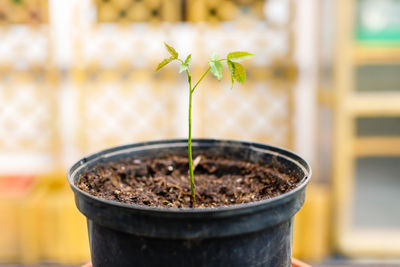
<box><xmin>68</xmin><ymin>139</ymin><xmax>311</xmax><ymax>267</ymax></box>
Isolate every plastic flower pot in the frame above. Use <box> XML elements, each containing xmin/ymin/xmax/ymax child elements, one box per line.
<box><xmin>68</xmin><ymin>139</ymin><xmax>311</xmax><ymax>267</ymax></box>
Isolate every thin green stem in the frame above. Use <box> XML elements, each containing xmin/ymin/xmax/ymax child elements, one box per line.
<box><xmin>192</xmin><ymin>67</ymin><xmax>211</xmax><ymax>93</ymax></box>
<box><xmin>186</xmin><ymin>69</ymin><xmax>196</xmax><ymax>207</ymax></box>
<box><xmin>185</xmin><ymin>65</ymin><xmax>212</xmax><ymax>207</ymax></box>
<box><xmin>156</xmin><ymin>47</ymin><xmax>252</xmax><ymax>207</ymax></box>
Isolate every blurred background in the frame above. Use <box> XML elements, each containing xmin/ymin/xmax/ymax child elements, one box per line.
<box><xmin>0</xmin><ymin>0</ymin><xmax>399</xmax><ymax>265</ymax></box>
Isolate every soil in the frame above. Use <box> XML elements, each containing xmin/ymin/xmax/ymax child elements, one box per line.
<box><xmin>76</xmin><ymin>155</ymin><xmax>301</xmax><ymax>208</ymax></box>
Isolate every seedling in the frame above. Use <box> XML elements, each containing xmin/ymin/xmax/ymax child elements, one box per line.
<box><xmin>156</xmin><ymin>43</ymin><xmax>253</xmax><ymax>206</ymax></box>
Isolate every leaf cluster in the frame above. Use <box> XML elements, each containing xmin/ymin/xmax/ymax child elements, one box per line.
<box><xmin>156</xmin><ymin>43</ymin><xmax>253</xmax><ymax>88</ymax></box>
<box><xmin>155</xmin><ymin>43</ymin><xmax>179</xmax><ymax>71</ymax></box>
<box><xmin>209</xmin><ymin>51</ymin><xmax>253</xmax><ymax>88</ymax></box>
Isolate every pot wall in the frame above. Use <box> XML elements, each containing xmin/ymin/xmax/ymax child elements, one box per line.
<box><xmin>88</xmin><ymin>218</ymin><xmax>293</xmax><ymax>267</ymax></box>
<box><xmin>68</xmin><ymin>139</ymin><xmax>311</xmax><ymax>267</ymax></box>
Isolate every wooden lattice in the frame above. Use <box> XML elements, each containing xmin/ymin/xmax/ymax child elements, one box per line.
<box><xmin>196</xmin><ymin>79</ymin><xmax>292</xmax><ymax>147</ymax></box>
<box><xmin>0</xmin><ymin>0</ymin><xmax>50</xmax><ymax>68</ymax></box>
<box><xmin>0</xmin><ymin>0</ymin><xmax>48</xmax><ymax>25</ymax></box>
<box><xmin>75</xmin><ymin>68</ymin><xmax>181</xmax><ymax>153</ymax></box>
<box><xmin>187</xmin><ymin>0</ymin><xmax>265</xmax><ymax>22</ymax></box>
<box><xmin>0</xmin><ymin>27</ymin><xmax>49</xmax><ymax>68</ymax></box>
<box><xmin>0</xmin><ymin>70</ymin><xmax>58</xmax><ymax>154</ymax></box>
<box><xmin>94</xmin><ymin>0</ymin><xmax>266</xmax><ymax>23</ymax></box>
<box><xmin>96</xmin><ymin>0</ymin><xmax>181</xmax><ymax>23</ymax></box>
<box><xmin>73</xmin><ymin>0</ymin><xmax>296</xmax><ymax>152</ymax></box>
<box><xmin>0</xmin><ymin>0</ymin><xmax>54</xmax><ymax>174</ymax></box>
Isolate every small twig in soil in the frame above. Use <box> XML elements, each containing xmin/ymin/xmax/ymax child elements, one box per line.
<box><xmin>193</xmin><ymin>155</ymin><xmax>202</xmax><ymax>172</ymax></box>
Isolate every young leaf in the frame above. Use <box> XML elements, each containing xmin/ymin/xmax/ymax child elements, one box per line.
<box><xmin>184</xmin><ymin>54</ymin><xmax>192</xmax><ymax>65</ymax></box>
<box><xmin>211</xmin><ymin>52</ymin><xmax>219</xmax><ymax>61</ymax></box>
<box><xmin>227</xmin><ymin>60</ymin><xmax>235</xmax><ymax>87</ymax></box>
<box><xmin>209</xmin><ymin>60</ymin><xmax>223</xmax><ymax>81</ymax></box>
<box><xmin>164</xmin><ymin>42</ymin><xmax>178</xmax><ymax>59</ymax></box>
<box><xmin>179</xmin><ymin>63</ymin><xmax>188</xmax><ymax>73</ymax></box>
<box><xmin>155</xmin><ymin>57</ymin><xmax>173</xmax><ymax>72</ymax></box>
<box><xmin>227</xmin><ymin>52</ymin><xmax>254</xmax><ymax>61</ymax></box>
<box><xmin>228</xmin><ymin>61</ymin><xmax>246</xmax><ymax>84</ymax></box>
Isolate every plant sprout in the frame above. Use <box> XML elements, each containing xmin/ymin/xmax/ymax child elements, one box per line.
<box><xmin>155</xmin><ymin>42</ymin><xmax>253</xmax><ymax>206</ymax></box>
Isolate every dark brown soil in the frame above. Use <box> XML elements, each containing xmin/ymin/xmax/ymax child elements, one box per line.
<box><xmin>76</xmin><ymin>155</ymin><xmax>301</xmax><ymax>208</ymax></box>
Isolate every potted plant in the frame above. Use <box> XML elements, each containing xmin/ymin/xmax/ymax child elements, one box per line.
<box><xmin>68</xmin><ymin>43</ymin><xmax>311</xmax><ymax>267</ymax></box>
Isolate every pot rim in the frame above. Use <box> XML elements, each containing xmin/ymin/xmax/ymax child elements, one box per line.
<box><xmin>68</xmin><ymin>138</ymin><xmax>311</xmax><ymax>214</ymax></box>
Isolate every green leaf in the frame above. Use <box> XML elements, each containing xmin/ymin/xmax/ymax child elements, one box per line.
<box><xmin>179</xmin><ymin>63</ymin><xmax>188</xmax><ymax>73</ymax></box>
<box><xmin>228</xmin><ymin>60</ymin><xmax>246</xmax><ymax>84</ymax></box>
<box><xmin>233</xmin><ymin>62</ymin><xmax>246</xmax><ymax>83</ymax></box>
<box><xmin>209</xmin><ymin>60</ymin><xmax>223</xmax><ymax>81</ymax></box>
<box><xmin>227</xmin><ymin>60</ymin><xmax>235</xmax><ymax>88</ymax></box>
<box><xmin>155</xmin><ymin>57</ymin><xmax>174</xmax><ymax>71</ymax></box>
<box><xmin>227</xmin><ymin>51</ymin><xmax>254</xmax><ymax>61</ymax></box>
<box><xmin>164</xmin><ymin>42</ymin><xmax>178</xmax><ymax>59</ymax></box>
<box><xmin>184</xmin><ymin>54</ymin><xmax>192</xmax><ymax>65</ymax></box>
<box><xmin>211</xmin><ymin>52</ymin><xmax>219</xmax><ymax>61</ymax></box>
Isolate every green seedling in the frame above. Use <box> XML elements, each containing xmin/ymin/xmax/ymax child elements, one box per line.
<box><xmin>155</xmin><ymin>42</ymin><xmax>253</xmax><ymax>206</ymax></box>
